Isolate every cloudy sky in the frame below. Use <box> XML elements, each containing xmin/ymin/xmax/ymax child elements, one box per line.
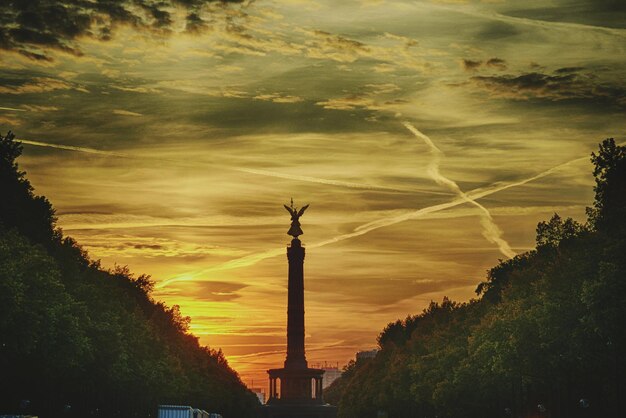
<box><xmin>1</xmin><ymin>0</ymin><xmax>625</xmax><ymax>389</ymax></box>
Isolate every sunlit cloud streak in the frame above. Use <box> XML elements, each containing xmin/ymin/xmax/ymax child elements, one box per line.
<box><xmin>402</xmin><ymin>122</ymin><xmax>516</xmax><ymax>259</ymax></box>
<box><xmin>18</xmin><ymin>138</ymin><xmax>443</xmax><ymax>195</ymax></box>
<box><xmin>156</xmin><ymin>153</ymin><xmax>590</xmax><ymax>289</ymax></box>
<box><xmin>228</xmin><ymin>340</ymin><xmax>348</xmax><ymax>361</ymax></box>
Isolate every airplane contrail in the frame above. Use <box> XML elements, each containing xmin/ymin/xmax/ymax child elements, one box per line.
<box><xmin>19</xmin><ymin>139</ymin><xmax>130</xmax><ymax>158</ymax></box>
<box><xmin>18</xmin><ymin>137</ymin><xmax>449</xmax><ymax>196</ymax></box>
<box><xmin>234</xmin><ymin>166</ymin><xmax>451</xmax><ymax>195</ymax></box>
<box><xmin>402</xmin><ymin>122</ymin><xmax>516</xmax><ymax>259</ymax></box>
<box><xmin>313</xmin><ymin>156</ymin><xmax>588</xmax><ymax>249</ymax></box>
<box><xmin>155</xmin><ymin>153</ymin><xmax>589</xmax><ymax>289</ymax></box>
<box><xmin>156</xmin><ymin>247</ymin><xmax>286</xmax><ymax>289</ymax></box>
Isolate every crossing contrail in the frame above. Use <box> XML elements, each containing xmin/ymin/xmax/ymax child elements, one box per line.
<box><xmin>402</xmin><ymin>122</ymin><xmax>516</xmax><ymax>259</ymax></box>
<box><xmin>19</xmin><ymin>136</ymin><xmax>592</xmax><ymax>289</ymax></box>
<box><xmin>234</xmin><ymin>166</ymin><xmax>451</xmax><ymax>195</ymax></box>
<box><xmin>18</xmin><ymin>137</ymin><xmax>449</xmax><ymax>195</ymax></box>
<box><xmin>311</xmin><ymin>155</ymin><xmax>588</xmax><ymax>250</ymax></box>
<box><xmin>155</xmin><ymin>153</ymin><xmax>589</xmax><ymax>289</ymax></box>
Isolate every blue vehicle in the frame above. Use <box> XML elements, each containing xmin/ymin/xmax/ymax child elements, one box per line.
<box><xmin>157</xmin><ymin>405</ymin><xmax>220</xmax><ymax>418</ymax></box>
<box><xmin>157</xmin><ymin>405</ymin><xmax>194</xmax><ymax>418</ymax></box>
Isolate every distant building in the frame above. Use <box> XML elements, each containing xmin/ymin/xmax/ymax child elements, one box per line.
<box><xmin>321</xmin><ymin>367</ymin><xmax>342</xmax><ymax>389</ymax></box>
<box><xmin>356</xmin><ymin>349</ymin><xmax>378</xmax><ymax>363</ymax></box>
<box><xmin>250</xmin><ymin>387</ymin><xmax>266</xmax><ymax>404</ymax></box>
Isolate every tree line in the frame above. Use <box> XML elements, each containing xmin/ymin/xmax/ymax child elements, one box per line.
<box><xmin>0</xmin><ymin>131</ymin><xmax>260</xmax><ymax>418</ymax></box>
<box><xmin>326</xmin><ymin>138</ymin><xmax>626</xmax><ymax>418</ymax></box>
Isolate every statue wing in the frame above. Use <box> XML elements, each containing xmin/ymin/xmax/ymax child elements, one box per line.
<box><xmin>297</xmin><ymin>204</ymin><xmax>309</xmax><ymax>217</ymax></box>
<box><xmin>284</xmin><ymin>204</ymin><xmax>295</xmax><ymax>215</ymax></box>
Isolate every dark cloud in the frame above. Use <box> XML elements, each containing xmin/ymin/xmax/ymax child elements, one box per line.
<box><xmin>185</xmin><ymin>12</ymin><xmax>210</xmax><ymax>33</ymax></box>
<box><xmin>529</xmin><ymin>62</ymin><xmax>545</xmax><ymax>70</ymax></box>
<box><xmin>570</xmin><ymin>0</ymin><xmax>624</xmax><ymax>14</ymax></box>
<box><xmin>463</xmin><ymin>58</ymin><xmax>508</xmax><ymax>72</ymax></box>
<box><xmin>0</xmin><ymin>76</ymin><xmax>78</xmax><ymax>94</ymax></box>
<box><xmin>462</xmin><ymin>59</ymin><xmax>482</xmax><ymax>71</ymax></box>
<box><xmin>312</xmin><ymin>30</ymin><xmax>369</xmax><ymax>52</ymax></box>
<box><xmin>486</xmin><ymin>58</ymin><xmax>507</xmax><ymax>71</ymax></box>
<box><xmin>476</xmin><ymin>21</ymin><xmax>520</xmax><ymax>40</ymax></box>
<box><xmin>0</xmin><ymin>0</ymin><xmax>243</xmax><ymax>60</ymax></box>
<box><xmin>164</xmin><ymin>280</ymin><xmax>249</xmax><ymax>302</ymax></box>
<box><xmin>133</xmin><ymin>243</ymin><xmax>164</xmax><ymax>250</ymax></box>
<box><xmin>555</xmin><ymin>66</ymin><xmax>585</xmax><ymax>74</ymax></box>
<box><xmin>470</xmin><ymin>69</ymin><xmax>626</xmax><ymax>106</ymax></box>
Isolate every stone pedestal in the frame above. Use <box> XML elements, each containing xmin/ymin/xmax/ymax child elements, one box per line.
<box><xmin>267</xmin><ymin>367</ymin><xmax>324</xmax><ymax>403</ymax></box>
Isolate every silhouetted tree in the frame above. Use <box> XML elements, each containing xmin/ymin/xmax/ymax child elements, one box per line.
<box><xmin>0</xmin><ymin>131</ymin><xmax>58</xmax><ymax>247</ymax></box>
<box><xmin>0</xmin><ymin>131</ymin><xmax>259</xmax><ymax>418</ymax></box>
<box><xmin>330</xmin><ymin>138</ymin><xmax>626</xmax><ymax>418</ymax></box>
<box><xmin>588</xmin><ymin>138</ymin><xmax>626</xmax><ymax>236</ymax></box>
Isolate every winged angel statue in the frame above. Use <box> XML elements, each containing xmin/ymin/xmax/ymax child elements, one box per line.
<box><xmin>284</xmin><ymin>199</ymin><xmax>309</xmax><ymax>238</ymax></box>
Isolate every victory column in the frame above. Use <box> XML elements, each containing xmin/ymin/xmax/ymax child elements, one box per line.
<box><xmin>260</xmin><ymin>200</ymin><xmax>337</xmax><ymax>418</ymax></box>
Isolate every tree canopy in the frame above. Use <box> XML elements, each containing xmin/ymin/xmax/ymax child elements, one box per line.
<box><xmin>0</xmin><ymin>130</ymin><xmax>259</xmax><ymax>418</ymax></box>
<box><xmin>326</xmin><ymin>138</ymin><xmax>626</xmax><ymax>418</ymax></box>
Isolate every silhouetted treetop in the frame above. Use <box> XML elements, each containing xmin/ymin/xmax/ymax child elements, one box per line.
<box><xmin>328</xmin><ymin>137</ymin><xmax>626</xmax><ymax>418</ymax></box>
<box><xmin>588</xmin><ymin>138</ymin><xmax>626</xmax><ymax>235</ymax></box>
<box><xmin>535</xmin><ymin>213</ymin><xmax>586</xmax><ymax>248</ymax></box>
<box><xmin>0</xmin><ymin>131</ymin><xmax>259</xmax><ymax>418</ymax></box>
<box><xmin>0</xmin><ymin>130</ymin><xmax>58</xmax><ymax>247</ymax></box>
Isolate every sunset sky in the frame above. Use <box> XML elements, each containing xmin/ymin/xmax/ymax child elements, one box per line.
<box><xmin>1</xmin><ymin>0</ymin><xmax>625</xmax><ymax>390</ymax></box>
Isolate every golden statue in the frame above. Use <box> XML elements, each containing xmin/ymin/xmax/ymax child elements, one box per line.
<box><xmin>284</xmin><ymin>198</ymin><xmax>309</xmax><ymax>238</ymax></box>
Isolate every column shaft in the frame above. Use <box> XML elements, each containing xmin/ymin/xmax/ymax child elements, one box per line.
<box><xmin>285</xmin><ymin>238</ymin><xmax>307</xmax><ymax>369</ymax></box>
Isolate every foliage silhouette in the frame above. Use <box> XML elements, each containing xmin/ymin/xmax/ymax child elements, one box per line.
<box><xmin>0</xmin><ymin>131</ymin><xmax>259</xmax><ymax>418</ymax></box>
<box><xmin>326</xmin><ymin>138</ymin><xmax>626</xmax><ymax>418</ymax></box>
